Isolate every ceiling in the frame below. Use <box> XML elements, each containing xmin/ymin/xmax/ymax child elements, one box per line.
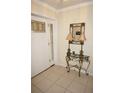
<box><xmin>38</xmin><ymin>0</ymin><xmax>92</xmax><ymax>9</ymax></box>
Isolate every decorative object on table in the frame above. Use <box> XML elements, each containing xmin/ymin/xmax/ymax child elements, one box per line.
<box><xmin>65</xmin><ymin>23</ymin><xmax>90</xmax><ymax>77</ymax></box>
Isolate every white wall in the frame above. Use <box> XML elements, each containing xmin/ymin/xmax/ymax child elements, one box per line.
<box><xmin>57</xmin><ymin>4</ymin><xmax>93</xmax><ymax>75</ymax></box>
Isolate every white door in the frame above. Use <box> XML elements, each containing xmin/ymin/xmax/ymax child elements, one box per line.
<box><xmin>31</xmin><ymin>16</ymin><xmax>50</xmax><ymax>77</ymax></box>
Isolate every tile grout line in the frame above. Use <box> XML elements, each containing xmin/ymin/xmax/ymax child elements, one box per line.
<box><xmin>32</xmin><ymin>83</ymin><xmax>44</xmax><ymax>93</ymax></box>
<box><xmin>48</xmin><ymin>67</ymin><xmax>76</xmax><ymax>92</ymax></box>
<box><xmin>42</xmin><ymin>67</ymin><xmax>67</xmax><ymax>93</ymax></box>
<box><xmin>46</xmin><ymin>73</ymin><xmax>64</xmax><ymax>92</ymax></box>
<box><xmin>54</xmin><ymin>70</ymin><xmax>77</xmax><ymax>93</ymax></box>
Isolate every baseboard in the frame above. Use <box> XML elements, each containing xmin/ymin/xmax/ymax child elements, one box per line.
<box><xmin>31</xmin><ymin>64</ymin><xmax>55</xmax><ymax>79</ymax></box>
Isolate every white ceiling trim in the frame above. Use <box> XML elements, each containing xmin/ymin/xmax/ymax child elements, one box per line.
<box><xmin>31</xmin><ymin>12</ymin><xmax>56</xmax><ymax>20</ymax></box>
<box><xmin>33</xmin><ymin>0</ymin><xmax>57</xmax><ymax>12</ymax></box>
<box><xmin>31</xmin><ymin>11</ymin><xmax>57</xmax><ymax>20</ymax></box>
<box><xmin>33</xmin><ymin>0</ymin><xmax>92</xmax><ymax>12</ymax></box>
<box><xmin>57</xmin><ymin>1</ymin><xmax>92</xmax><ymax>12</ymax></box>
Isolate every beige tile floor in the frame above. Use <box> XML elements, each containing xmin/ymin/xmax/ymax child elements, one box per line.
<box><xmin>31</xmin><ymin>65</ymin><xmax>93</xmax><ymax>93</ymax></box>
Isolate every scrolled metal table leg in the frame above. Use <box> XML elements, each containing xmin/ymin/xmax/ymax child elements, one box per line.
<box><xmin>85</xmin><ymin>58</ymin><xmax>90</xmax><ymax>75</ymax></box>
<box><xmin>79</xmin><ymin>60</ymin><xmax>83</xmax><ymax>77</ymax></box>
<box><xmin>66</xmin><ymin>56</ymin><xmax>70</xmax><ymax>72</ymax></box>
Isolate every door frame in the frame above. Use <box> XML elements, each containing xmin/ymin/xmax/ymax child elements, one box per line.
<box><xmin>47</xmin><ymin>19</ymin><xmax>58</xmax><ymax>66</ymax></box>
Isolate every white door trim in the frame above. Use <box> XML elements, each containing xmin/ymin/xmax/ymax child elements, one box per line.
<box><xmin>47</xmin><ymin>19</ymin><xmax>58</xmax><ymax>66</ymax></box>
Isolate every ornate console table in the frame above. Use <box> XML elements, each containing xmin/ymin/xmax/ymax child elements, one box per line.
<box><xmin>65</xmin><ymin>23</ymin><xmax>90</xmax><ymax>77</ymax></box>
<box><xmin>65</xmin><ymin>41</ymin><xmax>90</xmax><ymax>77</ymax></box>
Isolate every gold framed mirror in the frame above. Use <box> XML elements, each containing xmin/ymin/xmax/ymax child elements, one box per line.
<box><xmin>70</xmin><ymin>23</ymin><xmax>85</xmax><ymax>42</ymax></box>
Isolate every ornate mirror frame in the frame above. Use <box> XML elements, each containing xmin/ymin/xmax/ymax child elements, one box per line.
<box><xmin>70</xmin><ymin>23</ymin><xmax>85</xmax><ymax>43</ymax></box>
